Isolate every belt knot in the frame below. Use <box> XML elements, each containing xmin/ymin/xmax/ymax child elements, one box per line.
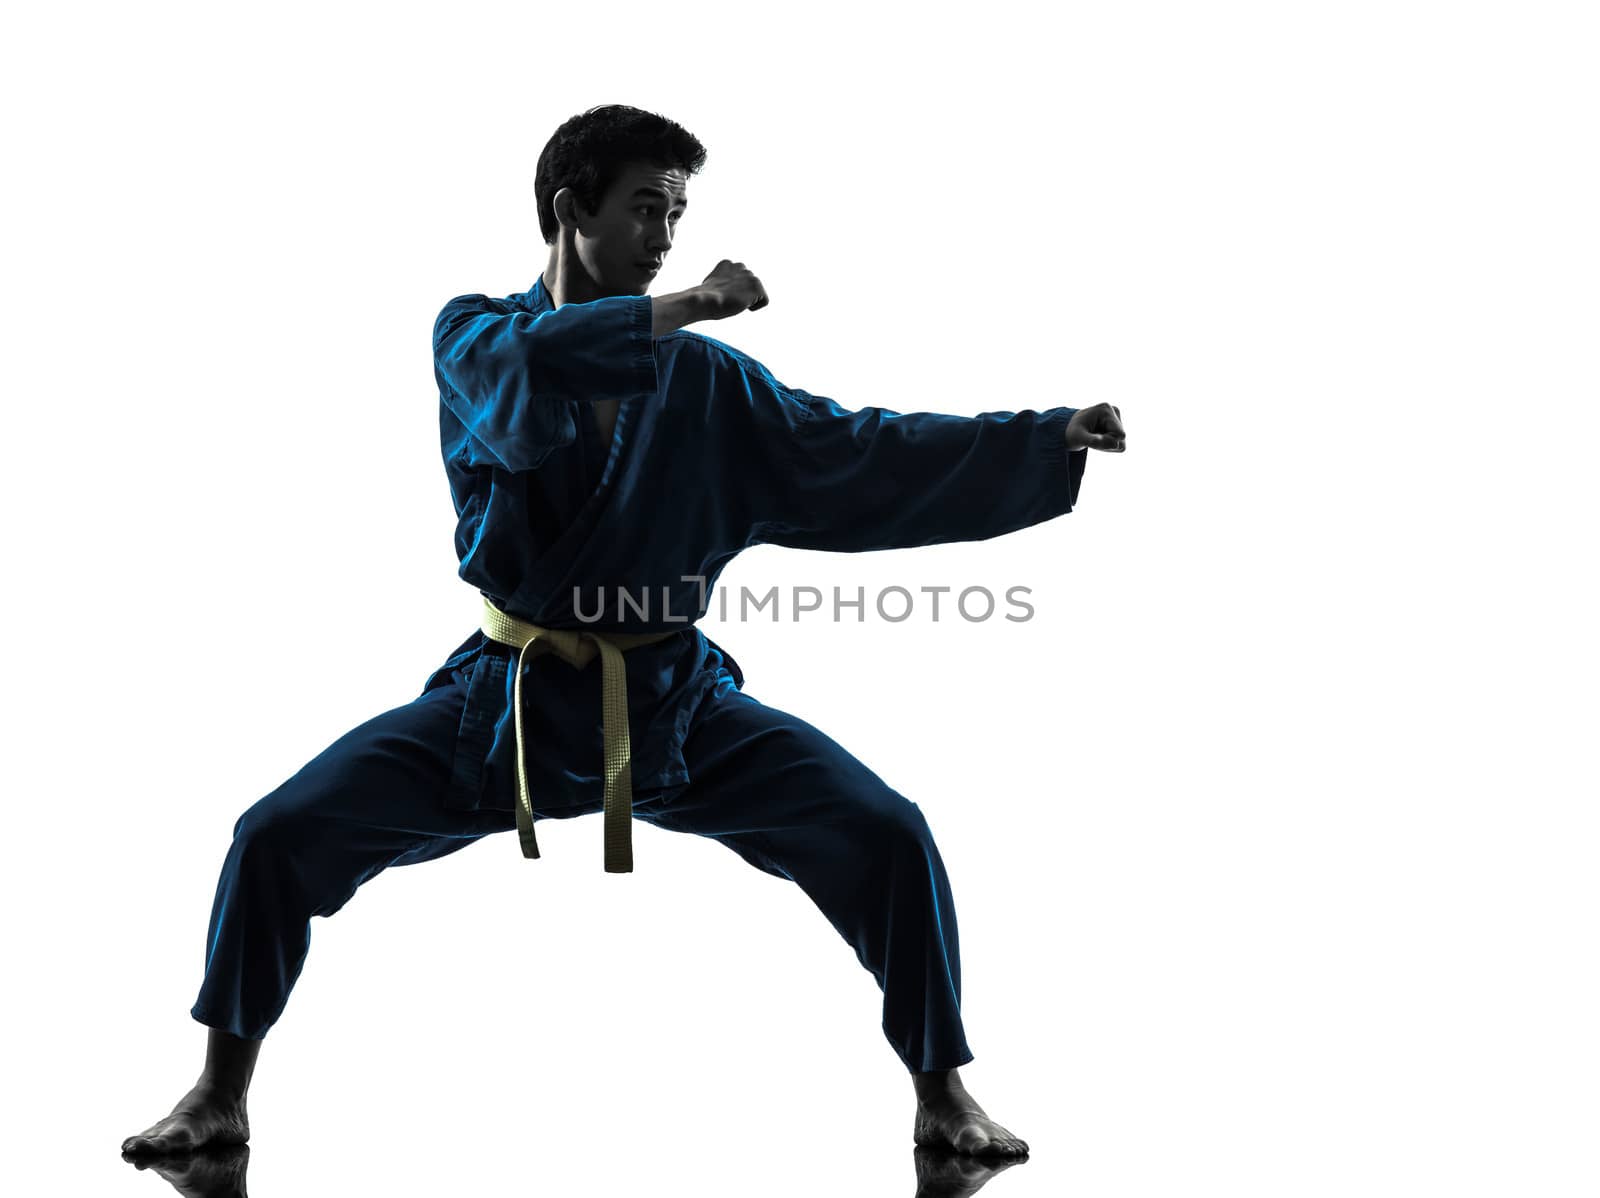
<box><xmin>479</xmin><ymin>596</ymin><xmax>681</xmax><ymax>873</ymax></box>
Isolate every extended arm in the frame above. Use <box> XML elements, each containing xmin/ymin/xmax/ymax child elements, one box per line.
<box><xmin>739</xmin><ymin>361</ymin><xmax>1088</xmax><ymax>553</ymax></box>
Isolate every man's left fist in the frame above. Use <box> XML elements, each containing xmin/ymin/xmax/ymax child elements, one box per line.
<box><xmin>1064</xmin><ymin>403</ymin><xmax>1126</xmax><ymax>453</ymax></box>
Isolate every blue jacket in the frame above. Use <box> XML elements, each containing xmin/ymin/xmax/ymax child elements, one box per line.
<box><xmin>420</xmin><ymin>274</ymin><xmax>1088</xmax><ymax>812</ymax></box>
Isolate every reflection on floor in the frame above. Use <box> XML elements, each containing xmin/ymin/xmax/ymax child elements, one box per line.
<box><xmin>118</xmin><ymin>1143</ymin><xmax>1029</xmax><ymax>1197</ymax></box>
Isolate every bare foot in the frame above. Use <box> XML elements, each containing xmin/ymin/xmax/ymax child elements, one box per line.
<box><xmin>913</xmin><ymin>1081</ymin><xmax>1029</xmax><ymax>1158</ymax></box>
<box><xmin>122</xmin><ymin>1083</ymin><xmax>250</xmax><ymax>1157</ymax></box>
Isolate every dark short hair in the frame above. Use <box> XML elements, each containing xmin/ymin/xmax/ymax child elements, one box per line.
<box><xmin>534</xmin><ymin>104</ymin><xmax>707</xmax><ymax>245</ymax></box>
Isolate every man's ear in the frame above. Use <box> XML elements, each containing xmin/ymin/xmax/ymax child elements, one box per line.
<box><xmin>552</xmin><ymin>186</ymin><xmax>587</xmax><ymax>234</ymax></box>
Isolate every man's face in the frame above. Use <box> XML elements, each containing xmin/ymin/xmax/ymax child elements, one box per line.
<box><xmin>573</xmin><ymin>160</ymin><xmax>689</xmax><ymax>296</ymax></box>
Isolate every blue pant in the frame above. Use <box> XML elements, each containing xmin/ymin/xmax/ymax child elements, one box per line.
<box><xmin>191</xmin><ymin>666</ymin><xmax>975</xmax><ymax>1074</ymax></box>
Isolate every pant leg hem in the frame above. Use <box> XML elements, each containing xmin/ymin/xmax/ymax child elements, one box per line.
<box><xmin>900</xmin><ymin>1042</ymin><xmax>976</xmax><ymax>1074</ymax></box>
<box><xmin>190</xmin><ymin>1002</ymin><xmax>269</xmax><ymax>1042</ymax></box>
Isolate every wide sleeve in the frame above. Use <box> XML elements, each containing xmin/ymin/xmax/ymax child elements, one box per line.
<box><xmin>740</xmin><ymin>361</ymin><xmax>1088</xmax><ymax>553</ymax></box>
<box><xmin>432</xmin><ymin>292</ymin><xmax>657</xmax><ymax>473</ymax></box>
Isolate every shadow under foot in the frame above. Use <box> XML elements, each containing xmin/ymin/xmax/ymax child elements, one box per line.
<box><xmin>122</xmin><ymin>1142</ymin><xmax>249</xmax><ymax>1198</ymax></box>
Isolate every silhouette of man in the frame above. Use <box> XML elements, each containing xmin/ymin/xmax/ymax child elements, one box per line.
<box><xmin>122</xmin><ymin>103</ymin><xmax>1128</xmax><ymax>1163</ymax></box>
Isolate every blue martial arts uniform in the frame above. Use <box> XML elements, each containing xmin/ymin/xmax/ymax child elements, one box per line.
<box><xmin>190</xmin><ymin>274</ymin><xmax>1089</xmax><ymax>1074</ymax></box>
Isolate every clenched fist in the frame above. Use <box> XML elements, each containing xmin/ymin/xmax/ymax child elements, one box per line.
<box><xmin>697</xmin><ymin>260</ymin><xmax>769</xmax><ymax>320</ymax></box>
<box><xmin>1064</xmin><ymin>403</ymin><xmax>1127</xmax><ymax>453</ymax></box>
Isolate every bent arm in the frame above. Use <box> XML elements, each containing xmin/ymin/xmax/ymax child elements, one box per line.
<box><xmin>650</xmin><ymin>288</ymin><xmax>720</xmax><ymax>337</ymax></box>
<box><xmin>433</xmin><ymin>293</ymin><xmax>657</xmax><ymax>472</ymax></box>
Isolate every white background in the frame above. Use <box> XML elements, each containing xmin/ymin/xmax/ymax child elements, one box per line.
<box><xmin>2</xmin><ymin>1</ymin><xmax>1596</xmax><ymax>1194</ymax></box>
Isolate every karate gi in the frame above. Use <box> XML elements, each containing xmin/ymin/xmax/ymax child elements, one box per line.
<box><xmin>190</xmin><ymin>275</ymin><xmax>1089</xmax><ymax>1074</ymax></box>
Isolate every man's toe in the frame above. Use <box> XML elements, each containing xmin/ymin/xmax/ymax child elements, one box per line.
<box><xmin>124</xmin><ymin>1124</ymin><xmax>191</xmax><ymax>1156</ymax></box>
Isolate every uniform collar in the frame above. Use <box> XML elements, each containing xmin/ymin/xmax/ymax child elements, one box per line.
<box><xmin>521</xmin><ymin>273</ymin><xmax>553</xmax><ymax>314</ymax></box>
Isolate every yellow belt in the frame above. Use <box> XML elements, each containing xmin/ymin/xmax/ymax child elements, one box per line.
<box><xmin>480</xmin><ymin>596</ymin><xmax>681</xmax><ymax>873</ymax></box>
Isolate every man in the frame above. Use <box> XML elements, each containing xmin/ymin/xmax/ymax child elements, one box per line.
<box><xmin>122</xmin><ymin>104</ymin><xmax>1127</xmax><ymax>1163</ymax></box>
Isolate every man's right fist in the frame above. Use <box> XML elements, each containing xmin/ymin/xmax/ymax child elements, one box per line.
<box><xmin>698</xmin><ymin>260</ymin><xmax>769</xmax><ymax>319</ymax></box>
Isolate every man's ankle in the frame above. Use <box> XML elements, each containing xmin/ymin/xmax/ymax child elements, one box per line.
<box><xmin>193</xmin><ymin>1075</ymin><xmax>248</xmax><ymax>1104</ymax></box>
<box><xmin>912</xmin><ymin>1066</ymin><xmax>965</xmax><ymax>1100</ymax></box>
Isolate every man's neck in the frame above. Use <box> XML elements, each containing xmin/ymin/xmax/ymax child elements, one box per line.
<box><xmin>543</xmin><ymin>248</ymin><xmax>610</xmax><ymax>309</ymax></box>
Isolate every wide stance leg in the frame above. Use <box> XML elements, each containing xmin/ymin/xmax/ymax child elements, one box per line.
<box><xmin>190</xmin><ymin>669</ymin><xmax>514</xmax><ymax>1040</ymax></box>
<box><xmin>644</xmin><ymin>681</ymin><xmax>974</xmax><ymax>1074</ymax></box>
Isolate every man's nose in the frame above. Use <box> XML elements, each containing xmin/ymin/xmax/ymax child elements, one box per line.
<box><xmin>645</xmin><ymin>222</ymin><xmax>672</xmax><ymax>253</ymax></box>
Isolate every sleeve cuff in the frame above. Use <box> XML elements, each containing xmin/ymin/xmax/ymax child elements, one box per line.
<box><xmin>1039</xmin><ymin>407</ymin><xmax>1088</xmax><ymax>513</ymax></box>
<box><xmin>625</xmin><ymin>294</ymin><xmax>659</xmax><ymax>401</ymax></box>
